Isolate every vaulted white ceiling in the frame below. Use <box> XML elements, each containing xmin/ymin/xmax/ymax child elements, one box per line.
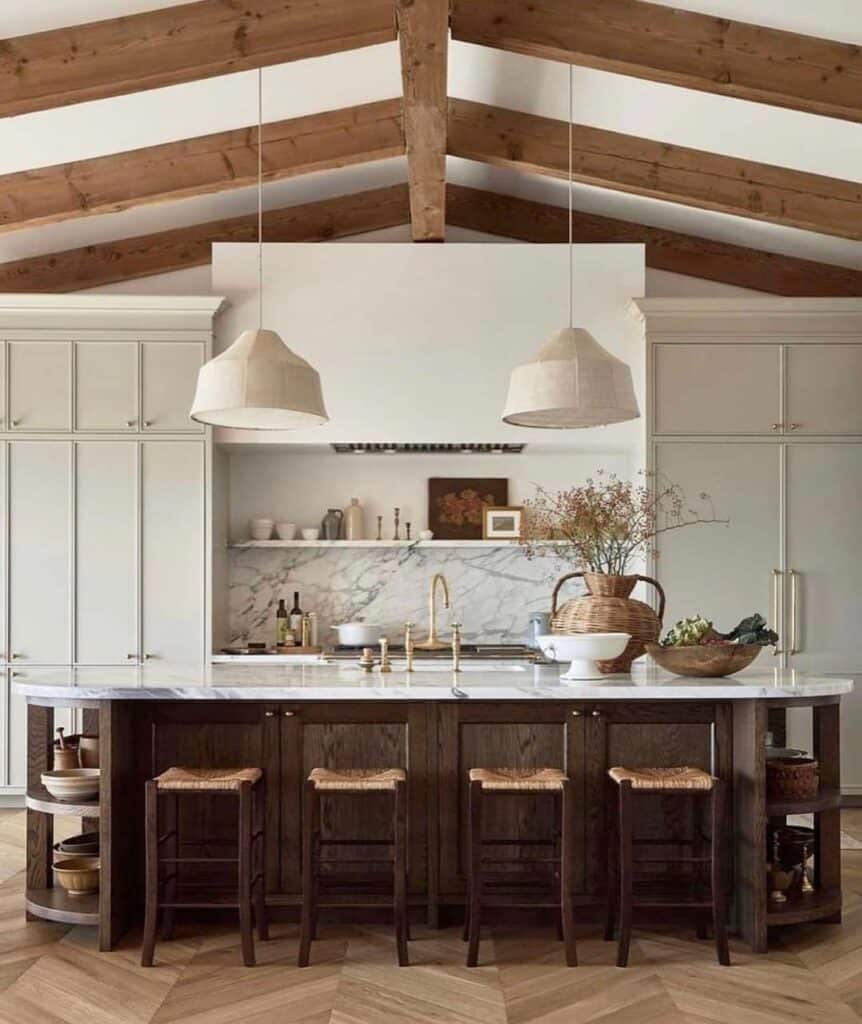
<box><xmin>0</xmin><ymin>0</ymin><xmax>859</xmax><ymax>279</ymax></box>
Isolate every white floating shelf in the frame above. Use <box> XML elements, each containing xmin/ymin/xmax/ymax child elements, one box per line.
<box><xmin>228</xmin><ymin>539</ymin><xmax>525</xmax><ymax>549</ymax></box>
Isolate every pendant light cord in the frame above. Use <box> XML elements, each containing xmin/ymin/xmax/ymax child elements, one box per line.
<box><xmin>568</xmin><ymin>61</ymin><xmax>573</xmax><ymax>330</ymax></box>
<box><xmin>257</xmin><ymin>67</ymin><xmax>264</xmax><ymax>331</ymax></box>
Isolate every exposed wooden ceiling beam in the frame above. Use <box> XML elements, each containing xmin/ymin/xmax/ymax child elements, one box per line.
<box><xmin>0</xmin><ymin>0</ymin><xmax>396</xmax><ymax>118</ymax></box>
<box><xmin>446</xmin><ymin>184</ymin><xmax>862</xmax><ymax>297</ymax></box>
<box><xmin>0</xmin><ymin>185</ymin><xmax>411</xmax><ymax>292</ymax></box>
<box><xmin>0</xmin><ymin>100</ymin><xmax>404</xmax><ymax>234</ymax></box>
<box><xmin>447</xmin><ymin>100</ymin><xmax>862</xmax><ymax>241</ymax></box>
<box><xmin>396</xmin><ymin>0</ymin><xmax>449</xmax><ymax>241</ymax></box>
<box><xmin>451</xmin><ymin>0</ymin><xmax>862</xmax><ymax>123</ymax></box>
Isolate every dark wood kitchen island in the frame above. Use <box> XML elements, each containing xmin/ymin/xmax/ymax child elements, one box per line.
<box><xmin>15</xmin><ymin>662</ymin><xmax>851</xmax><ymax>955</ymax></box>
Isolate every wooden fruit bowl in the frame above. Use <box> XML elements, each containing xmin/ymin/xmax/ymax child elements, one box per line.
<box><xmin>645</xmin><ymin>642</ymin><xmax>762</xmax><ymax>678</ymax></box>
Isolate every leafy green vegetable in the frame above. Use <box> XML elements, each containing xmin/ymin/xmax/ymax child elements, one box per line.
<box><xmin>661</xmin><ymin>615</ymin><xmax>713</xmax><ymax>647</ymax></box>
<box><xmin>721</xmin><ymin>613</ymin><xmax>779</xmax><ymax>647</ymax></box>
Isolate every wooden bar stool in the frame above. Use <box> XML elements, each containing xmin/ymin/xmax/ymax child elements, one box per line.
<box><xmin>141</xmin><ymin>767</ymin><xmax>268</xmax><ymax>968</ymax></box>
<box><xmin>298</xmin><ymin>767</ymin><xmax>409</xmax><ymax>968</ymax></box>
<box><xmin>465</xmin><ymin>768</ymin><xmax>576</xmax><ymax>968</ymax></box>
<box><xmin>604</xmin><ymin>765</ymin><xmax>729</xmax><ymax>967</ymax></box>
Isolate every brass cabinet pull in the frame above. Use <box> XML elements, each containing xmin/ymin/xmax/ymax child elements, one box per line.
<box><xmin>591</xmin><ymin>709</ymin><xmax>602</xmax><ymax>718</ymax></box>
<box><xmin>264</xmin><ymin>710</ymin><xmax>275</xmax><ymax>718</ymax></box>
<box><xmin>789</xmin><ymin>569</ymin><xmax>800</xmax><ymax>655</ymax></box>
<box><xmin>771</xmin><ymin>569</ymin><xmax>784</xmax><ymax>655</ymax></box>
<box><xmin>284</xmin><ymin>710</ymin><xmax>295</xmax><ymax>717</ymax></box>
<box><xmin>571</xmin><ymin>709</ymin><xmax>582</xmax><ymax>717</ymax></box>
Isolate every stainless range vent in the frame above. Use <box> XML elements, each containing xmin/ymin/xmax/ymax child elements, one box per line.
<box><xmin>331</xmin><ymin>443</ymin><xmax>526</xmax><ymax>455</ymax></box>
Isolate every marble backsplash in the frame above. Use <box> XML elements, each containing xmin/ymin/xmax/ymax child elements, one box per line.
<box><xmin>228</xmin><ymin>545</ymin><xmax>579</xmax><ymax>647</ymax></box>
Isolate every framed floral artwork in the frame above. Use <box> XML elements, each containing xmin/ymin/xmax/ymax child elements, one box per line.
<box><xmin>428</xmin><ymin>478</ymin><xmax>508</xmax><ymax>540</ymax></box>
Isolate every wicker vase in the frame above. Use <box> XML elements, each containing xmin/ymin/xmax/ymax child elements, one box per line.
<box><xmin>549</xmin><ymin>571</ymin><xmax>666</xmax><ymax>673</ymax></box>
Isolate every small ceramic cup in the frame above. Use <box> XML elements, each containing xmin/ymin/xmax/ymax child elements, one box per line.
<box><xmin>301</xmin><ymin>528</ymin><xmax>320</xmax><ymax>541</ymax></box>
<box><xmin>276</xmin><ymin>522</ymin><xmax>297</xmax><ymax>541</ymax></box>
<box><xmin>249</xmin><ymin>517</ymin><xmax>274</xmax><ymax>540</ymax></box>
<box><xmin>419</xmin><ymin>529</ymin><xmax>434</xmax><ymax>541</ymax></box>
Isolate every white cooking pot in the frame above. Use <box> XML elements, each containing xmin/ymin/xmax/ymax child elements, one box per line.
<box><xmin>331</xmin><ymin>622</ymin><xmax>384</xmax><ymax>646</ymax></box>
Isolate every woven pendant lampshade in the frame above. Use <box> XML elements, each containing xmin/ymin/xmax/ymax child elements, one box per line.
<box><xmin>502</xmin><ymin>327</ymin><xmax>639</xmax><ymax>428</ymax></box>
<box><xmin>190</xmin><ymin>328</ymin><xmax>328</xmax><ymax>429</ymax></box>
<box><xmin>189</xmin><ymin>68</ymin><xmax>328</xmax><ymax>430</ymax></box>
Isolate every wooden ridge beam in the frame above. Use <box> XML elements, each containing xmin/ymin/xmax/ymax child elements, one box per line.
<box><xmin>0</xmin><ymin>100</ymin><xmax>404</xmax><ymax>234</ymax></box>
<box><xmin>451</xmin><ymin>0</ymin><xmax>862</xmax><ymax>123</ymax></box>
<box><xmin>0</xmin><ymin>185</ymin><xmax>411</xmax><ymax>293</ymax></box>
<box><xmin>445</xmin><ymin>184</ymin><xmax>862</xmax><ymax>297</ymax></box>
<box><xmin>0</xmin><ymin>0</ymin><xmax>396</xmax><ymax>118</ymax></box>
<box><xmin>447</xmin><ymin>99</ymin><xmax>862</xmax><ymax>241</ymax></box>
<box><xmin>396</xmin><ymin>0</ymin><xmax>449</xmax><ymax>241</ymax></box>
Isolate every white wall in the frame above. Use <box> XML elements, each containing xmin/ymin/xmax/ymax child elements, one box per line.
<box><xmin>211</xmin><ymin>241</ymin><xmax>647</xmax><ymax>450</ymax></box>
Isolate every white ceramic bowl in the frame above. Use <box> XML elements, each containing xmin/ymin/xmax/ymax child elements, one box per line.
<box><xmin>537</xmin><ymin>633</ymin><xmax>631</xmax><ymax>680</ymax></box>
<box><xmin>419</xmin><ymin>530</ymin><xmax>434</xmax><ymax>541</ymax></box>
<box><xmin>332</xmin><ymin>622</ymin><xmax>384</xmax><ymax>646</ymax></box>
<box><xmin>41</xmin><ymin>768</ymin><xmax>101</xmax><ymax>802</ymax></box>
<box><xmin>276</xmin><ymin>522</ymin><xmax>297</xmax><ymax>540</ymax></box>
<box><xmin>249</xmin><ymin>517</ymin><xmax>274</xmax><ymax>540</ymax></box>
<box><xmin>301</xmin><ymin>528</ymin><xmax>320</xmax><ymax>541</ymax></box>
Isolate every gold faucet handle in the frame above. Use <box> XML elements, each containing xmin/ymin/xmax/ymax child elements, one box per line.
<box><xmin>404</xmin><ymin>621</ymin><xmax>415</xmax><ymax>645</ymax></box>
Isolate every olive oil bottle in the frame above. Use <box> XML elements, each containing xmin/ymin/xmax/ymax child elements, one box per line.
<box><xmin>276</xmin><ymin>598</ymin><xmax>289</xmax><ymax>646</ymax></box>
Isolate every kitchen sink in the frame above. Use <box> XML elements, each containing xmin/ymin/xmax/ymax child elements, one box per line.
<box><xmin>385</xmin><ymin>661</ymin><xmax>529</xmax><ymax>673</ymax></box>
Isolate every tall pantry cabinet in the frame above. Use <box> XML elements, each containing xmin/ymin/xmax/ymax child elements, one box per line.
<box><xmin>635</xmin><ymin>298</ymin><xmax>862</xmax><ymax>795</ymax></box>
<box><xmin>0</xmin><ymin>296</ymin><xmax>223</xmax><ymax>795</ymax></box>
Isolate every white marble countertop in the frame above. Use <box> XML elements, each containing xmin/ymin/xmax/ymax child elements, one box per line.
<box><xmin>10</xmin><ymin>661</ymin><xmax>854</xmax><ymax>701</ymax></box>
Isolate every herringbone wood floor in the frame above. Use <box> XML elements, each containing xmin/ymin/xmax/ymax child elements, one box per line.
<box><xmin>2</xmin><ymin>809</ymin><xmax>862</xmax><ymax>1023</ymax></box>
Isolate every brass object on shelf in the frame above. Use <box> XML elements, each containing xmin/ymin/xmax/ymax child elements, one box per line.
<box><xmin>801</xmin><ymin>841</ymin><xmax>815</xmax><ymax>895</ymax></box>
<box><xmin>378</xmin><ymin>637</ymin><xmax>392</xmax><ymax>673</ymax></box>
<box><xmin>416</xmin><ymin>573</ymin><xmax>451</xmax><ymax>650</ymax></box>
<box><xmin>404</xmin><ymin>622</ymin><xmax>415</xmax><ymax>672</ymax></box>
<box><xmin>406</xmin><ymin>522</ymin><xmax>411</xmax><ymax>541</ymax></box>
<box><xmin>359</xmin><ymin>647</ymin><xmax>375</xmax><ymax>673</ymax></box>
<box><xmin>451</xmin><ymin>622</ymin><xmax>462</xmax><ymax>673</ymax></box>
<box><xmin>376</xmin><ymin>515</ymin><xmax>383</xmax><ymax>541</ymax></box>
<box><xmin>393</xmin><ymin>507</ymin><xmax>401</xmax><ymax>541</ymax></box>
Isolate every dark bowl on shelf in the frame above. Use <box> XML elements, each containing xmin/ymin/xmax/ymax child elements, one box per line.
<box><xmin>645</xmin><ymin>642</ymin><xmax>762</xmax><ymax>678</ymax></box>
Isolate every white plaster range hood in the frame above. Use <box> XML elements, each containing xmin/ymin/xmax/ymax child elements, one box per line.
<box><xmin>211</xmin><ymin>242</ymin><xmax>646</xmax><ymax>451</ymax></box>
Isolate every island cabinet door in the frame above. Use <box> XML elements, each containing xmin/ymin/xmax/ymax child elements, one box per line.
<box><xmin>437</xmin><ymin>702</ymin><xmax>585</xmax><ymax>899</ymax></box>
<box><xmin>147</xmin><ymin>702</ymin><xmax>281</xmax><ymax>892</ymax></box>
<box><xmin>583</xmin><ymin>703</ymin><xmax>732</xmax><ymax>899</ymax></box>
<box><xmin>280</xmin><ymin>703</ymin><xmax>430</xmax><ymax>898</ymax></box>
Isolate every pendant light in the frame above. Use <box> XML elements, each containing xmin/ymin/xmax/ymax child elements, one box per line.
<box><xmin>502</xmin><ymin>65</ymin><xmax>639</xmax><ymax>429</ymax></box>
<box><xmin>190</xmin><ymin>70</ymin><xmax>328</xmax><ymax>429</ymax></box>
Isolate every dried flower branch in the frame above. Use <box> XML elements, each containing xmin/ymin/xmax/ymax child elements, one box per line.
<box><xmin>520</xmin><ymin>470</ymin><xmax>727</xmax><ymax>576</ymax></box>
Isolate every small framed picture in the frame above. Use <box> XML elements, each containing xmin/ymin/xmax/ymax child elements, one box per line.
<box><xmin>482</xmin><ymin>505</ymin><xmax>523</xmax><ymax>540</ymax></box>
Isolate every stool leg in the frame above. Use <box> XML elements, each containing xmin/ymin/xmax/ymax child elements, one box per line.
<box><xmin>604</xmin><ymin>779</ymin><xmax>617</xmax><ymax>942</ymax></box>
<box><xmin>298</xmin><ymin>779</ymin><xmax>316</xmax><ymax>967</ymax></box>
<box><xmin>141</xmin><ymin>781</ymin><xmax>159</xmax><ymax>967</ymax></box>
<box><xmin>160</xmin><ymin>794</ymin><xmax>178</xmax><ymax>941</ymax></box>
<box><xmin>253</xmin><ymin>780</ymin><xmax>269</xmax><ymax>941</ymax></box>
<box><xmin>466</xmin><ymin>780</ymin><xmax>483</xmax><ymax>968</ymax></box>
<box><xmin>617</xmin><ymin>781</ymin><xmax>634</xmax><ymax>968</ymax></box>
<box><xmin>394</xmin><ymin>779</ymin><xmax>409</xmax><ymax>966</ymax></box>
<box><xmin>711</xmin><ymin>780</ymin><xmax>731</xmax><ymax>966</ymax></box>
<box><xmin>553</xmin><ymin>791</ymin><xmax>564</xmax><ymax>942</ymax></box>
<box><xmin>693</xmin><ymin>793</ymin><xmax>708</xmax><ymax>940</ymax></box>
<box><xmin>238</xmin><ymin>781</ymin><xmax>256</xmax><ymax>967</ymax></box>
<box><xmin>561</xmin><ymin>780</ymin><xmax>577</xmax><ymax>967</ymax></box>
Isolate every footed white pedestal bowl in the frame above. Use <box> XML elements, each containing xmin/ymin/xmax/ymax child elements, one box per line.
<box><xmin>537</xmin><ymin>633</ymin><xmax>631</xmax><ymax>681</ymax></box>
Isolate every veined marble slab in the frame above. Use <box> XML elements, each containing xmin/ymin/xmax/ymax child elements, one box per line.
<box><xmin>11</xmin><ymin>662</ymin><xmax>853</xmax><ymax>702</ymax></box>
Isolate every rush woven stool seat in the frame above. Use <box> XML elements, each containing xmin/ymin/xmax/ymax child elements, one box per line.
<box><xmin>141</xmin><ymin>766</ymin><xmax>268</xmax><ymax>968</ymax></box>
<box><xmin>465</xmin><ymin>767</ymin><xmax>576</xmax><ymax>968</ymax></box>
<box><xmin>605</xmin><ymin>764</ymin><xmax>729</xmax><ymax>967</ymax></box>
<box><xmin>299</xmin><ymin>767</ymin><xmax>409</xmax><ymax>967</ymax></box>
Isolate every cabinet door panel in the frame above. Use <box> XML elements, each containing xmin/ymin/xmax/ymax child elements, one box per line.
<box><xmin>142</xmin><ymin>342</ymin><xmax>204</xmax><ymax>432</ymax></box>
<box><xmin>76</xmin><ymin>442</ymin><xmax>138</xmax><ymax>663</ymax></box>
<box><xmin>141</xmin><ymin>441</ymin><xmax>204</xmax><ymax>663</ymax></box>
<box><xmin>0</xmin><ymin>340</ymin><xmax>6</xmax><ymax>430</ymax></box>
<box><xmin>0</xmin><ymin>444</ymin><xmax>6</xmax><ymax>664</ymax></box>
<box><xmin>8</xmin><ymin>442</ymin><xmax>72</xmax><ymax>663</ymax></box>
<box><xmin>787</xmin><ymin>345</ymin><xmax>862</xmax><ymax>435</ymax></box>
<box><xmin>786</xmin><ymin>444</ymin><xmax>862</xmax><ymax>788</ymax></box>
<box><xmin>654</xmin><ymin>443</ymin><xmax>783</xmax><ymax>637</ymax></box>
<box><xmin>75</xmin><ymin>342</ymin><xmax>138</xmax><ymax>431</ymax></box>
<box><xmin>654</xmin><ymin>344</ymin><xmax>781</xmax><ymax>435</ymax></box>
<box><xmin>8</xmin><ymin>342</ymin><xmax>72</xmax><ymax>431</ymax></box>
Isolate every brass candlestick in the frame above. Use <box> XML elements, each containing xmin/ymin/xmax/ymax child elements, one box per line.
<box><xmin>376</xmin><ymin>516</ymin><xmax>383</xmax><ymax>541</ymax></box>
<box><xmin>406</xmin><ymin>522</ymin><xmax>412</xmax><ymax>541</ymax></box>
<box><xmin>393</xmin><ymin>507</ymin><xmax>401</xmax><ymax>541</ymax></box>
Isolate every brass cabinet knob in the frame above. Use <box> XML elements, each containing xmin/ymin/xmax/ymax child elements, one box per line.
<box><xmin>264</xmin><ymin>710</ymin><xmax>275</xmax><ymax>718</ymax></box>
<box><xmin>571</xmin><ymin>709</ymin><xmax>582</xmax><ymax>717</ymax></box>
<box><xmin>126</xmin><ymin>653</ymin><xmax>138</xmax><ymax>660</ymax></box>
<box><xmin>10</xmin><ymin>653</ymin><xmax>22</xmax><ymax>659</ymax></box>
<box><xmin>284</xmin><ymin>710</ymin><xmax>295</xmax><ymax>717</ymax></box>
<box><xmin>771</xmin><ymin>423</ymin><xmax>783</xmax><ymax>431</ymax></box>
<box><xmin>591</xmin><ymin>709</ymin><xmax>602</xmax><ymax>717</ymax></box>
<box><xmin>10</xmin><ymin>419</ymin><xmax>20</xmax><ymax>427</ymax></box>
<box><xmin>787</xmin><ymin>423</ymin><xmax>800</xmax><ymax>431</ymax></box>
<box><xmin>126</xmin><ymin>419</ymin><xmax>137</xmax><ymax>427</ymax></box>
